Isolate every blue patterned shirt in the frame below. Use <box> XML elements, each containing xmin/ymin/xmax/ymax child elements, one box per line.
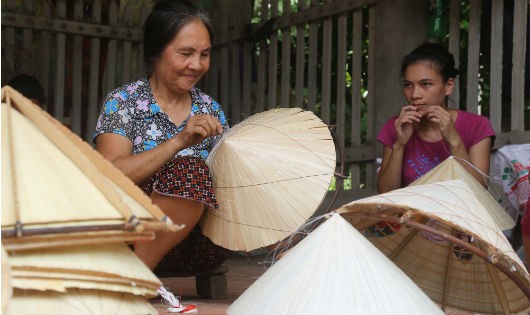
<box><xmin>93</xmin><ymin>76</ymin><xmax>228</xmax><ymax>160</ymax></box>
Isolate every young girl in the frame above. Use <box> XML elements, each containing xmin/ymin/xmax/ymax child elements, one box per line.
<box><xmin>376</xmin><ymin>42</ymin><xmax>495</xmax><ymax>193</ymax></box>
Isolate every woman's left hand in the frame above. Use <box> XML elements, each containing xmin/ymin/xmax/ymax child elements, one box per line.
<box><xmin>422</xmin><ymin>106</ymin><xmax>459</xmax><ymax>144</ymax></box>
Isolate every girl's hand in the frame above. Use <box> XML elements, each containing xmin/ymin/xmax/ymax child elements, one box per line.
<box><xmin>175</xmin><ymin>114</ymin><xmax>223</xmax><ymax>148</ymax></box>
<box><xmin>422</xmin><ymin>106</ymin><xmax>459</xmax><ymax>144</ymax></box>
<box><xmin>395</xmin><ymin>104</ymin><xmax>421</xmax><ymax>146</ymax></box>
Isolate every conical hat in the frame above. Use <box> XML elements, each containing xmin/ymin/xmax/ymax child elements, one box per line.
<box><xmin>201</xmin><ymin>108</ymin><xmax>336</xmax><ymax>251</ymax></box>
<box><xmin>228</xmin><ymin>214</ymin><xmax>444</xmax><ymax>315</ymax></box>
<box><xmin>7</xmin><ymin>288</ymin><xmax>157</xmax><ymax>315</ymax></box>
<box><xmin>8</xmin><ymin>243</ymin><xmax>160</xmax><ymax>297</ymax></box>
<box><xmin>1</xmin><ymin>86</ymin><xmax>181</xmax><ymax>251</ymax></box>
<box><xmin>336</xmin><ymin>180</ymin><xmax>530</xmax><ymax>314</ymax></box>
<box><xmin>409</xmin><ymin>156</ymin><xmax>515</xmax><ymax>230</ymax></box>
<box><xmin>2</xmin><ymin>247</ymin><xmax>12</xmax><ymax>315</ymax></box>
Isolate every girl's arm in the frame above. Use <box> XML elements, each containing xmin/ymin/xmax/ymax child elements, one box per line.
<box><xmin>377</xmin><ymin>144</ymin><xmax>405</xmax><ymax>193</ymax></box>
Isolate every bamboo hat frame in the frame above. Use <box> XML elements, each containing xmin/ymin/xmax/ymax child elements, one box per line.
<box><xmin>336</xmin><ymin>180</ymin><xmax>530</xmax><ymax>314</ymax></box>
<box><xmin>201</xmin><ymin>108</ymin><xmax>338</xmax><ymax>252</ymax></box>
<box><xmin>1</xmin><ymin>86</ymin><xmax>182</xmax><ymax>252</ymax></box>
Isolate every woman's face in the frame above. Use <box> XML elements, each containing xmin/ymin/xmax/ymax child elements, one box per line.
<box><xmin>153</xmin><ymin>18</ymin><xmax>211</xmax><ymax>94</ymax></box>
<box><xmin>402</xmin><ymin>62</ymin><xmax>454</xmax><ymax>113</ymax></box>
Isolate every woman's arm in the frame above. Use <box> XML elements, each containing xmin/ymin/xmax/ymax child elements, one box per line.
<box><xmin>454</xmin><ymin>137</ymin><xmax>491</xmax><ymax>187</ymax></box>
<box><xmin>377</xmin><ymin>144</ymin><xmax>405</xmax><ymax>193</ymax></box>
<box><xmin>96</xmin><ymin>114</ymin><xmax>223</xmax><ymax>184</ymax></box>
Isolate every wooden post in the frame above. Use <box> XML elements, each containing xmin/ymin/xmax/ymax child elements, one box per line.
<box><xmin>86</xmin><ymin>0</ymin><xmax>102</xmax><ymax>142</ymax></box>
<box><xmin>53</xmin><ymin>0</ymin><xmax>67</xmax><ymax>123</ymax></box>
<box><xmin>280</xmin><ymin>0</ymin><xmax>291</xmax><ymax>108</ymax></box>
<box><xmin>71</xmin><ymin>0</ymin><xmax>84</xmax><ymax>135</ymax></box>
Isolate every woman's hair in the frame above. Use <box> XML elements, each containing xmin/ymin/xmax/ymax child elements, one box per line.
<box><xmin>400</xmin><ymin>42</ymin><xmax>459</xmax><ymax>82</ymax></box>
<box><xmin>6</xmin><ymin>73</ymin><xmax>45</xmax><ymax>106</ymax></box>
<box><xmin>143</xmin><ymin>0</ymin><xmax>214</xmax><ymax>71</ymax></box>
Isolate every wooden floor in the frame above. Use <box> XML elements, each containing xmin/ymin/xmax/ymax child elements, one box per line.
<box><xmin>151</xmin><ymin>257</ymin><xmax>266</xmax><ymax>315</ymax></box>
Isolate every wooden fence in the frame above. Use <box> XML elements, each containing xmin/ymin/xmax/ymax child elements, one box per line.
<box><xmin>205</xmin><ymin>0</ymin><xmax>530</xmax><ymax>202</ymax></box>
<box><xmin>2</xmin><ymin>0</ymin><xmax>529</xmax><ymax>202</ymax></box>
<box><xmin>1</xmin><ymin>0</ymin><xmax>148</xmax><ymax>140</ymax></box>
<box><xmin>204</xmin><ymin>0</ymin><xmax>378</xmax><ymax>200</ymax></box>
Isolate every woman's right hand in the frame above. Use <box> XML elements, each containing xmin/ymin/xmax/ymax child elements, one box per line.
<box><xmin>394</xmin><ymin>104</ymin><xmax>421</xmax><ymax>147</ymax></box>
<box><xmin>175</xmin><ymin>114</ymin><xmax>223</xmax><ymax>148</ymax></box>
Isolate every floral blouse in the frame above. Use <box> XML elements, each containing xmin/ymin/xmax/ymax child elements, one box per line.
<box><xmin>93</xmin><ymin>76</ymin><xmax>228</xmax><ymax>160</ymax></box>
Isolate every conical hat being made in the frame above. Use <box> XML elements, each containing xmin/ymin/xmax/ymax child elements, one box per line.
<box><xmin>201</xmin><ymin>108</ymin><xmax>336</xmax><ymax>251</ymax></box>
<box><xmin>2</xmin><ymin>247</ymin><xmax>12</xmax><ymax>315</ymax></box>
<box><xmin>1</xmin><ymin>86</ymin><xmax>182</xmax><ymax>252</ymax></box>
<box><xmin>336</xmin><ymin>180</ymin><xmax>530</xmax><ymax>314</ymax></box>
<box><xmin>228</xmin><ymin>213</ymin><xmax>444</xmax><ymax>315</ymax></box>
<box><xmin>409</xmin><ymin>156</ymin><xmax>515</xmax><ymax>231</ymax></box>
<box><xmin>7</xmin><ymin>288</ymin><xmax>157</xmax><ymax>315</ymax></box>
<box><xmin>7</xmin><ymin>243</ymin><xmax>161</xmax><ymax>297</ymax></box>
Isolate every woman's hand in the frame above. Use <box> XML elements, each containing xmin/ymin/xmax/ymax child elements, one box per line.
<box><xmin>175</xmin><ymin>114</ymin><xmax>223</xmax><ymax>148</ymax></box>
<box><xmin>421</xmin><ymin>105</ymin><xmax>460</xmax><ymax>146</ymax></box>
<box><xmin>395</xmin><ymin>105</ymin><xmax>421</xmax><ymax>147</ymax></box>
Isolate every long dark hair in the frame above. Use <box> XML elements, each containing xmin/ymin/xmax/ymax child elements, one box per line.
<box><xmin>143</xmin><ymin>0</ymin><xmax>214</xmax><ymax>72</ymax></box>
<box><xmin>400</xmin><ymin>42</ymin><xmax>459</xmax><ymax>83</ymax></box>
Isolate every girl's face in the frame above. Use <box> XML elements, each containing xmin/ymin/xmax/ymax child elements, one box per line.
<box><xmin>402</xmin><ymin>62</ymin><xmax>454</xmax><ymax>114</ymax></box>
<box><xmin>153</xmin><ymin>18</ymin><xmax>211</xmax><ymax>94</ymax></box>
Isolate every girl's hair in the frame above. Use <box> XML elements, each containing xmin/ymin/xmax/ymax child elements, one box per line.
<box><xmin>400</xmin><ymin>42</ymin><xmax>459</xmax><ymax>82</ymax></box>
<box><xmin>143</xmin><ymin>0</ymin><xmax>214</xmax><ymax>71</ymax></box>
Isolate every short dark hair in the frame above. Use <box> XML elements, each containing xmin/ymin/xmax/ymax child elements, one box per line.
<box><xmin>143</xmin><ymin>0</ymin><xmax>214</xmax><ymax>72</ymax></box>
<box><xmin>400</xmin><ymin>42</ymin><xmax>459</xmax><ymax>82</ymax></box>
<box><xmin>6</xmin><ymin>73</ymin><xmax>45</xmax><ymax>106</ymax></box>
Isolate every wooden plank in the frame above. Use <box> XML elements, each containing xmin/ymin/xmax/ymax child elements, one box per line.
<box><xmin>489</xmin><ymin>0</ymin><xmax>503</xmax><ymax>133</ymax></box>
<box><xmin>206</xmin><ymin>8</ymin><xmax>220</xmax><ymax>100</ymax></box>
<box><xmin>207</xmin><ymin>48</ymin><xmax>220</xmax><ymax>101</ymax></box>
<box><xmin>1</xmin><ymin>13</ymin><xmax>143</xmax><ymax>41</ymax></box>
<box><xmin>294</xmin><ymin>0</ymin><xmax>307</xmax><ymax>109</ymax></box>
<box><xmin>219</xmin><ymin>6</ymin><xmax>229</xmax><ymax>115</ymax></box>
<box><xmin>255</xmin><ymin>1</ymin><xmax>269</xmax><ymax>113</ymax></box>
<box><xmin>336</xmin><ymin>13</ymin><xmax>347</xmax><ymax>141</ymax></box>
<box><xmin>85</xmin><ymin>0</ymin><xmax>102</xmax><ymax>142</ymax></box>
<box><xmin>3</xmin><ymin>0</ymin><xmax>16</xmax><ymax>82</ymax></box>
<box><xmin>350</xmin><ymin>9</ymin><xmax>363</xmax><ymax>190</ymax></box>
<box><xmin>230</xmin><ymin>43</ymin><xmax>241</xmax><ymax>121</ymax></box>
<box><xmin>511</xmin><ymin>0</ymin><xmax>527</xmax><ymax>131</ymax></box>
<box><xmin>465</xmin><ymin>0</ymin><xmax>481</xmax><ymax>114</ymax></box>
<box><xmin>306</xmin><ymin>0</ymin><xmax>319</xmax><ymax>113</ymax></box>
<box><xmin>267</xmin><ymin>0</ymin><xmax>279</xmax><ymax>109</ymax></box>
<box><xmin>39</xmin><ymin>0</ymin><xmax>52</xmax><ymax>112</ymax></box>
<box><xmin>448</xmin><ymin>0</ymin><xmax>461</xmax><ymax>108</ymax></box>
<box><xmin>280</xmin><ymin>0</ymin><xmax>291</xmax><ymax>107</ymax></box>
<box><xmin>241</xmin><ymin>40</ymin><xmax>252</xmax><ymax>117</ymax></box>
<box><xmin>21</xmin><ymin>0</ymin><xmax>33</xmax><ymax>74</ymax></box>
<box><xmin>71</xmin><ymin>0</ymin><xmax>84</xmax><ymax>135</ymax></box>
<box><xmin>365</xmin><ymin>6</ymin><xmax>376</xmax><ymax>189</ymax></box>
<box><xmin>53</xmin><ymin>0</ymin><xmax>66</xmax><ymax>122</ymax></box>
<box><xmin>121</xmin><ymin>3</ymin><xmax>133</xmax><ymax>84</ymax></box>
<box><xmin>344</xmin><ymin>144</ymin><xmax>376</xmax><ymax>163</ymax></box>
<box><xmin>220</xmin><ymin>45</ymin><xmax>229</xmax><ymax>114</ymax></box>
<box><xmin>105</xmin><ymin>1</ymin><xmax>118</xmax><ymax>95</ymax></box>
<box><xmin>321</xmin><ymin>13</ymin><xmax>332</xmax><ymax>124</ymax></box>
<box><xmin>493</xmin><ymin>131</ymin><xmax>530</xmax><ymax>149</ymax></box>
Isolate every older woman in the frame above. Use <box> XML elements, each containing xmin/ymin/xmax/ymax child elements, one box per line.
<box><xmin>94</xmin><ymin>1</ymin><xmax>227</xmax><ymax>311</ymax></box>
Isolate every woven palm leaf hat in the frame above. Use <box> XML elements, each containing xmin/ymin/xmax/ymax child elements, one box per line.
<box><xmin>335</xmin><ymin>179</ymin><xmax>530</xmax><ymax>314</ymax></box>
<box><xmin>201</xmin><ymin>108</ymin><xmax>337</xmax><ymax>252</ymax></box>
<box><xmin>409</xmin><ymin>156</ymin><xmax>515</xmax><ymax>230</ymax></box>
<box><xmin>228</xmin><ymin>213</ymin><xmax>444</xmax><ymax>315</ymax></box>
<box><xmin>1</xmin><ymin>86</ymin><xmax>169</xmax><ymax>314</ymax></box>
<box><xmin>1</xmin><ymin>86</ymin><xmax>182</xmax><ymax>252</ymax></box>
